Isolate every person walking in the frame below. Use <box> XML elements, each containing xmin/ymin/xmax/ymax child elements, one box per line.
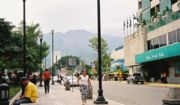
<box><xmin>13</xmin><ymin>77</ymin><xmax>38</xmax><ymax>105</ymax></box>
<box><xmin>42</xmin><ymin>69</ymin><xmax>51</xmax><ymax>94</ymax></box>
<box><xmin>77</xmin><ymin>69</ymin><xmax>92</xmax><ymax>105</ymax></box>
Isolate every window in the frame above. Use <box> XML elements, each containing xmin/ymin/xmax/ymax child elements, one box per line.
<box><xmin>177</xmin><ymin>29</ymin><xmax>180</xmax><ymax>42</ymax></box>
<box><xmin>168</xmin><ymin>30</ymin><xmax>177</xmax><ymax>44</ymax></box>
<box><xmin>147</xmin><ymin>41</ymin><xmax>151</xmax><ymax>50</ymax></box>
<box><xmin>159</xmin><ymin>35</ymin><xmax>167</xmax><ymax>47</ymax></box>
<box><xmin>153</xmin><ymin>38</ymin><xmax>160</xmax><ymax>49</ymax></box>
<box><xmin>138</xmin><ymin>1</ymin><xmax>142</xmax><ymax>9</ymax></box>
<box><xmin>171</xmin><ymin>0</ymin><xmax>178</xmax><ymax>5</ymax></box>
<box><xmin>175</xmin><ymin>62</ymin><xmax>180</xmax><ymax>76</ymax></box>
<box><xmin>156</xmin><ymin>4</ymin><xmax>160</xmax><ymax>13</ymax></box>
<box><xmin>150</xmin><ymin>7</ymin><xmax>156</xmax><ymax>16</ymax></box>
<box><xmin>150</xmin><ymin>39</ymin><xmax>154</xmax><ymax>49</ymax></box>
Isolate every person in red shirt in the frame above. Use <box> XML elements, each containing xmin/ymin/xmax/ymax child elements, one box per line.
<box><xmin>42</xmin><ymin>69</ymin><xmax>51</xmax><ymax>94</ymax></box>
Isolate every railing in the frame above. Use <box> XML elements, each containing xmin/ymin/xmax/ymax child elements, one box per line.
<box><xmin>147</xmin><ymin>11</ymin><xmax>180</xmax><ymax>32</ymax></box>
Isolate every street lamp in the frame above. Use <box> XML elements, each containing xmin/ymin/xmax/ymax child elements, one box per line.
<box><xmin>51</xmin><ymin>30</ymin><xmax>55</xmax><ymax>85</ymax></box>
<box><xmin>39</xmin><ymin>34</ymin><xmax>43</xmax><ymax>87</ymax></box>
<box><xmin>94</xmin><ymin>0</ymin><xmax>108</xmax><ymax>104</ymax></box>
<box><xmin>22</xmin><ymin>0</ymin><xmax>27</xmax><ymax>76</ymax></box>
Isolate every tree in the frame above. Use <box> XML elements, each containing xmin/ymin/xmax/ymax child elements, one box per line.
<box><xmin>0</xmin><ymin>19</ymin><xmax>49</xmax><ymax>72</ymax></box>
<box><xmin>89</xmin><ymin>36</ymin><xmax>110</xmax><ymax>73</ymax></box>
<box><xmin>102</xmin><ymin>53</ymin><xmax>111</xmax><ymax>73</ymax></box>
<box><xmin>14</xmin><ymin>22</ymin><xmax>49</xmax><ymax>72</ymax></box>
<box><xmin>0</xmin><ymin>18</ymin><xmax>14</xmax><ymax>69</ymax></box>
<box><xmin>88</xmin><ymin>36</ymin><xmax>108</xmax><ymax>56</ymax></box>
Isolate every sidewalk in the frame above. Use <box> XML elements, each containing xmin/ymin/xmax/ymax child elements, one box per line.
<box><xmin>107</xmin><ymin>80</ymin><xmax>180</xmax><ymax>88</ymax></box>
<box><xmin>36</xmin><ymin>83</ymin><xmax>124</xmax><ymax>105</ymax></box>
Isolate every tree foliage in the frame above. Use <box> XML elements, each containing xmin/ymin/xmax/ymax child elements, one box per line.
<box><xmin>0</xmin><ymin>18</ymin><xmax>49</xmax><ymax>72</ymax></box>
<box><xmin>0</xmin><ymin>18</ymin><xmax>15</xmax><ymax>69</ymax></box>
<box><xmin>88</xmin><ymin>36</ymin><xmax>108</xmax><ymax>55</ymax></box>
<box><xmin>89</xmin><ymin>36</ymin><xmax>110</xmax><ymax>73</ymax></box>
<box><xmin>15</xmin><ymin>22</ymin><xmax>49</xmax><ymax>72</ymax></box>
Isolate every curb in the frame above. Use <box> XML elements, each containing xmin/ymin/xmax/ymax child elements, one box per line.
<box><xmin>9</xmin><ymin>91</ymin><xmax>21</xmax><ymax>105</ymax></box>
<box><xmin>144</xmin><ymin>82</ymin><xmax>180</xmax><ymax>88</ymax></box>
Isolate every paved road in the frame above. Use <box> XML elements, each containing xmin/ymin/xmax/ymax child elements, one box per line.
<box><xmin>92</xmin><ymin>81</ymin><xmax>169</xmax><ymax>105</ymax></box>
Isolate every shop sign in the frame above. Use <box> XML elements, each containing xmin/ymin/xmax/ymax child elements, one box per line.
<box><xmin>135</xmin><ymin>43</ymin><xmax>180</xmax><ymax>64</ymax></box>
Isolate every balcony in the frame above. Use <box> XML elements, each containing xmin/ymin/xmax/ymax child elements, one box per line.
<box><xmin>147</xmin><ymin>11</ymin><xmax>180</xmax><ymax>32</ymax></box>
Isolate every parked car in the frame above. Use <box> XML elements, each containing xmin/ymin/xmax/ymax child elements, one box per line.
<box><xmin>127</xmin><ymin>73</ymin><xmax>144</xmax><ymax>84</ymax></box>
<box><xmin>64</xmin><ymin>76</ymin><xmax>78</xmax><ymax>87</ymax></box>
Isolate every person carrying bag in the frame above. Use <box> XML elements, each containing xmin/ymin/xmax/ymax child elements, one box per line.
<box><xmin>77</xmin><ymin>69</ymin><xmax>92</xmax><ymax>105</ymax></box>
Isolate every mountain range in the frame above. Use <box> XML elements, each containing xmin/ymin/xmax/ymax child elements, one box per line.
<box><xmin>43</xmin><ymin>29</ymin><xmax>123</xmax><ymax>67</ymax></box>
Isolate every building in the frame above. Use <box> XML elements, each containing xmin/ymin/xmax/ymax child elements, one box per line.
<box><xmin>124</xmin><ymin>0</ymin><xmax>180</xmax><ymax>83</ymax></box>
<box><xmin>52</xmin><ymin>51</ymin><xmax>61</xmax><ymax>64</ymax></box>
<box><xmin>110</xmin><ymin>46</ymin><xmax>127</xmax><ymax>72</ymax></box>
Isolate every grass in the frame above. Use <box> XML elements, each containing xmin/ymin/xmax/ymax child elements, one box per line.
<box><xmin>9</xmin><ymin>85</ymin><xmax>21</xmax><ymax>99</ymax></box>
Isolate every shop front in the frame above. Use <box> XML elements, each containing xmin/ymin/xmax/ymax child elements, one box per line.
<box><xmin>135</xmin><ymin>42</ymin><xmax>180</xmax><ymax>83</ymax></box>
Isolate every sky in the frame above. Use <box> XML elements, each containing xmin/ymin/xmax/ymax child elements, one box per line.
<box><xmin>0</xmin><ymin>0</ymin><xmax>137</xmax><ymax>37</ymax></box>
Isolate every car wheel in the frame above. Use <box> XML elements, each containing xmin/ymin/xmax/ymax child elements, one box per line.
<box><xmin>141</xmin><ymin>81</ymin><xmax>144</xmax><ymax>84</ymax></box>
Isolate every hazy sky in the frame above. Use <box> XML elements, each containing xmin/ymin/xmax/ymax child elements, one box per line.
<box><xmin>0</xmin><ymin>0</ymin><xmax>137</xmax><ymax>37</ymax></box>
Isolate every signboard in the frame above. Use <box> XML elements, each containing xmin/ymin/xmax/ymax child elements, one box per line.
<box><xmin>135</xmin><ymin>42</ymin><xmax>180</xmax><ymax>64</ymax></box>
<box><xmin>68</xmin><ymin>57</ymin><xmax>77</xmax><ymax>67</ymax></box>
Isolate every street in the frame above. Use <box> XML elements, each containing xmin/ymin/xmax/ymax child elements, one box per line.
<box><xmin>91</xmin><ymin>81</ymin><xmax>169</xmax><ymax>105</ymax></box>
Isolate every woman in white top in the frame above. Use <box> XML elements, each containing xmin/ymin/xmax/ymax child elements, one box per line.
<box><xmin>77</xmin><ymin>69</ymin><xmax>92</xmax><ymax>105</ymax></box>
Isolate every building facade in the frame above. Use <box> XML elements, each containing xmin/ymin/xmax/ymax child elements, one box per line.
<box><xmin>124</xmin><ymin>0</ymin><xmax>180</xmax><ymax>83</ymax></box>
<box><xmin>110</xmin><ymin>46</ymin><xmax>127</xmax><ymax>72</ymax></box>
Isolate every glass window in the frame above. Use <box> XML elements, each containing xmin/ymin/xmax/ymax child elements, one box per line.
<box><xmin>147</xmin><ymin>41</ymin><xmax>151</xmax><ymax>50</ymax></box>
<box><xmin>177</xmin><ymin>29</ymin><xmax>180</xmax><ymax>42</ymax></box>
<box><xmin>150</xmin><ymin>39</ymin><xmax>154</xmax><ymax>49</ymax></box>
<box><xmin>138</xmin><ymin>1</ymin><xmax>142</xmax><ymax>9</ymax></box>
<box><xmin>159</xmin><ymin>35</ymin><xmax>167</xmax><ymax>47</ymax></box>
<box><xmin>150</xmin><ymin>7</ymin><xmax>155</xmax><ymax>16</ymax></box>
<box><xmin>171</xmin><ymin>0</ymin><xmax>178</xmax><ymax>5</ymax></box>
<box><xmin>153</xmin><ymin>37</ymin><xmax>160</xmax><ymax>49</ymax></box>
<box><xmin>175</xmin><ymin>62</ymin><xmax>180</xmax><ymax>76</ymax></box>
<box><xmin>156</xmin><ymin>4</ymin><xmax>160</xmax><ymax>13</ymax></box>
<box><xmin>168</xmin><ymin>30</ymin><xmax>177</xmax><ymax>44</ymax></box>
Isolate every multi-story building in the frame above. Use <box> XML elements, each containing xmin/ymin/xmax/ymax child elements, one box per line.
<box><xmin>110</xmin><ymin>46</ymin><xmax>127</xmax><ymax>72</ymax></box>
<box><xmin>124</xmin><ymin>0</ymin><xmax>180</xmax><ymax>83</ymax></box>
<box><xmin>53</xmin><ymin>51</ymin><xmax>61</xmax><ymax>64</ymax></box>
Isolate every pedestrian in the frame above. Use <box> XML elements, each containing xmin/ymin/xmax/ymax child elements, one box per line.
<box><xmin>77</xmin><ymin>69</ymin><xmax>92</xmax><ymax>105</ymax></box>
<box><xmin>32</xmin><ymin>74</ymin><xmax>37</xmax><ymax>85</ymax></box>
<box><xmin>13</xmin><ymin>77</ymin><xmax>38</xmax><ymax>105</ymax></box>
<box><xmin>11</xmin><ymin>71</ymin><xmax>17</xmax><ymax>86</ymax></box>
<box><xmin>42</xmin><ymin>68</ymin><xmax>51</xmax><ymax>94</ymax></box>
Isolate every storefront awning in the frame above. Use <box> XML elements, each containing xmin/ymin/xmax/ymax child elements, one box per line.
<box><xmin>135</xmin><ymin>42</ymin><xmax>180</xmax><ymax>64</ymax></box>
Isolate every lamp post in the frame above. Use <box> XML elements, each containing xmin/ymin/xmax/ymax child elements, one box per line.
<box><xmin>51</xmin><ymin>30</ymin><xmax>55</xmax><ymax>85</ymax></box>
<box><xmin>22</xmin><ymin>0</ymin><xmax>27</xmax><ymax>76</ymax></box>
<box><xmin>94</xmin><ymin>0</ymin><xmax>108</xmax><ymax>104</ymax></box>
<box><xmin>39</xmin><ymin>34</ymin><xmax>43</xmax><ymax>87</ymax></box>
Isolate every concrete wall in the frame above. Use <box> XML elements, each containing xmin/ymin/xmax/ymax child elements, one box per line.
<box><xmin>124</xmin><ymin>26</ymin><xmax>147</xmax><ymax>67</ymax></box>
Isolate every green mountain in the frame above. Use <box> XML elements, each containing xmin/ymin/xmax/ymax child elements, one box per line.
<box><xmin>43</xmin><ymin>29</ymin><xmax>123</xmax><ymax>67</ymax></box>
